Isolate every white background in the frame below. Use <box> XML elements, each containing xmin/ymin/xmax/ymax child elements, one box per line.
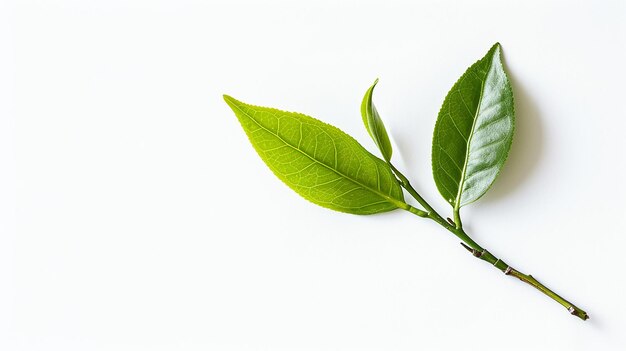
<box><xmin>2</xmin><ymin>0</ymin><xmax>626</xmax><ymax>350</ymax></box>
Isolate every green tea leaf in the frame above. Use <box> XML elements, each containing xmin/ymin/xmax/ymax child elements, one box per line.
<box><xmin>431</xmin><ymin>43</ymin><xmax>514</xmax><ymax>209</ymax></box>
<box><xmin>224</xmin><ymin>95</ymin><xmax>406</xmax><ymax>214</ymax></box>
<box><xmin>361</xmin><ymin>79</ymin><xmax>393</xmax><ymax>161</ymax></box>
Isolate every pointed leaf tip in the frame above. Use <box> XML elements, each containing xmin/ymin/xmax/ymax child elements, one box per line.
<box><xmin>223</xmin><ymin>94</ymin><xmax>236</xmax><ymax>104</ymax></box>
<box><xmin>489</xmin><ymin>42</ymin><xmax>502</xmax><ymax>56</ymax></box>
<box><xmin>223</xmin><ymin>95</ymin><xmax>245</xmax><ymax>112</ymax></box>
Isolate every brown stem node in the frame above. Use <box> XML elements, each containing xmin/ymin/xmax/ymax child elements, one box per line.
<box><xmin>460</xmin><ymin>242</ymin><xmax>473</xmax><ymax>253</ymax></box>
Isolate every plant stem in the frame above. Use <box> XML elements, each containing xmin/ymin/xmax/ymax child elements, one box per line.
<box><xmin>390</xmin><ymin>164</ymin><xmax>589</xmax><ymax>321</ymax></box>
<box><xmin>389</xmin><ymin>164</ymin><xmax>434</xmax><ymax>214</ymax></box>
<box><xmin>453</xmin><ymin>208</ymin><xmax>462</xmax><ymax>229</ymax></box>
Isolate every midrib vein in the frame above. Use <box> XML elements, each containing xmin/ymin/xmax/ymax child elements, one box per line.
<box><xmin>454</xmin><ymin>63</ymin><xmax>492</xmax><ymax>210</ymax></box>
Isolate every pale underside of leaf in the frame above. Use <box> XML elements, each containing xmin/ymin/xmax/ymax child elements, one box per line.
<box><xmin>432</xmin><ymin>43</ymin><xmax>515</xmax><ymax>208</ymax></box>
<box><xmin>224</xmin><ymin>95</ymin><xmax>405</xmax><ymax>215</ymax></box>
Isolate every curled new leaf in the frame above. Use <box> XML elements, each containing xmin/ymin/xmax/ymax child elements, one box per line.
<box><xmin>224</xmin><ymin>95</ymin><xmax>406</xmax><ymax>215</ymax></box>
<box><xmin>361</xmin><ymin>79</ymin><xmax>393</xmax><ymax>162</ymax></box>
<box><xmin>431</xmin><ymin>43</ymin><xmax>515</xmax><ymax>209</ymax></box>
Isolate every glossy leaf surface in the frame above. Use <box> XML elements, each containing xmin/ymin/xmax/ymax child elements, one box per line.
<box><xmin>224</xmin><ymin>95</ymin><xmax>405</xmax><ymax>214</ymax></box>
<box><xmin>432</xmin><ymin>43</ymin><xmax>515</xmax><ymax>208</ymax></box>
<box><xmin>361</xmin><ymin>79</ymin><xmax>393</xmax><ymax>161</ymax></box>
